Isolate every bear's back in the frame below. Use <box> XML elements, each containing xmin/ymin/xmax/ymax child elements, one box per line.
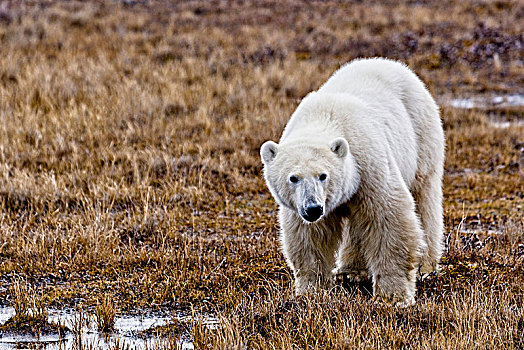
<box><xmin>318</xmin><ymin>58</ymin><xmax>443</xmax><ymax>179</ymax></box>
<box><xmin>318</xmin><ymin>58</ymin><xmax>424</xmax><ymax>101</ymax></box>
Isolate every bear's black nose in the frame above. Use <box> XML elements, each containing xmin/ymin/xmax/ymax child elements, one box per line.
<box><xmin>303</xmin><ymin>204</ymin><xmax>324</xmax><ymax>222</ymax></box>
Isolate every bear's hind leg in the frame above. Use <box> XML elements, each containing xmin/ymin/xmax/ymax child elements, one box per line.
<box><xmin>412</xmin><ymin>172</ymin><xmax>444</xmax><ymax>277</ymax></box>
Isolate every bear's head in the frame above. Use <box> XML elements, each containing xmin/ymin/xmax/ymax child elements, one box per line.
<box><xmin>260</xmin><ymin>137</ymin><xmax>358</xmax><ymax>223</ymax></box>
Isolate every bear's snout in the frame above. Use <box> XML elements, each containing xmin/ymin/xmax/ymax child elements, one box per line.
<box><xmin>302</xmin><ymin>204</ymin><xmax>324</xmax><ymax>222</ymax></box>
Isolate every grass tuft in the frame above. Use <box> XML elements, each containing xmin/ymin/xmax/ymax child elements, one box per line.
<box><xmin>95</xmin><ymin>295</ymin><xmax>117</xmax><ymax>333</ymax></box>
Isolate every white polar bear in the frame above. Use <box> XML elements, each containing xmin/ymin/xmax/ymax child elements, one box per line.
<box><xmin>260</xmin><ymin>58</ymin><xmax>444</xmax><ymax>306</ymax></box>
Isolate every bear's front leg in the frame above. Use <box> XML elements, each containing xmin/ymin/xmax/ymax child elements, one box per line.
<box><xmin>279</xmin><ymin>208</ymin><xmax>341</xmax><ymax>294</ymax></box>
<box><xmin>333</xmin><ymin>218</ymin><xmax>369</xmax><ymax>283</ymax></box>
<box><xmin>359</xmin><ymin>187</ymin><xmax>425</xmax><ymax>307</ymax></box>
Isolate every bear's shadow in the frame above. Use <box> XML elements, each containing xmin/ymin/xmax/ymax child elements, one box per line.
<box><xmin>336</xmin><ymin>272</ymin><xmax>443</xmax><ymax>300</ymax></box>
<box><xmin>336</xmin><ymin>275</ymin><xmax>374</xmax><ymax>298</ymax></box>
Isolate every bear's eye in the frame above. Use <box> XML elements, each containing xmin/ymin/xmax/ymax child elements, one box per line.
<box><xmin>319</xmin><ymin>173</ymin><xmax>328</xmax><ymax>181</ymax></box>
<box><xmin>289</xmin><ymin>175</ymin><xmax>299</xmax><ymax>184</ymax></box>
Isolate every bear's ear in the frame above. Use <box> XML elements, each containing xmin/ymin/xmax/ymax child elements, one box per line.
<box><xmin>260</xmin><ymin>141</ymin><xmax>279</xmax><ymax>164</ymax></box>
<box><xmin>330</xmin><ymin>137</ymin><xmax>349</xmax><ymax>158</ymax></box>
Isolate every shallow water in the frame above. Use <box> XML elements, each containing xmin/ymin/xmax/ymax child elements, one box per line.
<box><xmin>0</xmin><ymin>306</ymin><xmax>213</xmax><ymax>350</ymax></box>
<box><xmin>490</xmin><ymin>117</ymin><xmax>524</xmax><ymax>129</ymax></box>
<box><xmin>446</xmin><ymin>94</ymin><xmax>524</xmax><ymax>109</ymax></box>
<box><xmin>443</xmin><ymin>94</ymin><xmax>524</xmax><ymax>129</ymax></box>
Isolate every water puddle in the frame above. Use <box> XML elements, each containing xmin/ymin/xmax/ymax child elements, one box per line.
<box><xmin>445</xmin><ymin>94</ymin><xmax>524</xmax><ymax>110</ymax></box>
<box><xmin>489</xmin><ymin>117</ymin><xmax>524</xmax><ymax>129</ymax></box>
<box><xmin>442</xmin><ymin>94</ymin><xmax>524</xmax><ymax>129</ymax></box>
<box><xmin>0</xmin><ymin>306</ymin><xmax>217</xmax><ymax>349</ymax></box>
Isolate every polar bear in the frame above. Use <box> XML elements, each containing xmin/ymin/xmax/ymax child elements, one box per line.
<box><xmin>260</xmin><ymin>58</ymin><xmax>444</xmax><ymax>306</ymax></box>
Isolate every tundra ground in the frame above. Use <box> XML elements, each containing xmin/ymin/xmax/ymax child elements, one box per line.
<box><xmin>0</xmin><ymin>0</ymin><xmax>522</xmax><ymax>348</ymax></box>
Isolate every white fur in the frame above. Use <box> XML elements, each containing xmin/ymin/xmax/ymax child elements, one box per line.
<box><xmin>260</xmin><ymin>58</ymin><xmax>445</xmax><ymax>306</ymax></box>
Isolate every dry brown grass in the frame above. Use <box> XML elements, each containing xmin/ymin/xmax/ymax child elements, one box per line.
<box><xmin>95</xmin><ymin>294</ymin><xmax>116</xmax><ymax>332</ymax></box>
<box><xmin>0</xmin><ymin>0</ymin><xmax>522</xmax><ymax>348</ymax></box>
